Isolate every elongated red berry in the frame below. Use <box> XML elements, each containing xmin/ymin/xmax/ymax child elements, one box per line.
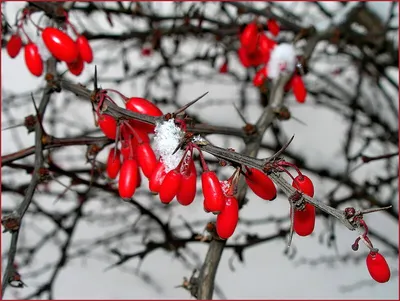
<box><xmin>159</xmin><ymin>169</ymin><xmax>182</xmax><ymax>204</ymax></box>
<box><xmin>137</xmin><ymin>142</ymin><xmax>157</xmax><ymax>178</ymax></box>
<box><xmin>240</xmin><ymin>22</ymin><xmax>259</xmax><ymax>53</ymax></box>
<box><xmin>177</xmin><ymin>160</ymin><xmax>197</xmax><ymax>206</ymax></box>
<box><xmin>98</xmin><ymin>115</ymin><xmax>117</xmax><ymax>139</ymax></box>
<box><xmin>245</xmin><ymin>168</ymin><xmax>277</xmax><ymax>201</ymax></box>
<box><xmin>118</xmin><ymin>159</ymin><xmax>138</xmax><ymax>199</ymax></box>
<box><xmin>202</xmin><ymin>171</ymin><xmax>225</xmax><ymax>214</ymax></box>
<box><xmin>292</xmin><ymin>174</ymin><xmax>315</xmax><ymax>236</ymax></box>
<box><xmin>42</xmin><ymin>27</ymin><xmax>79</xmax><ymax>63</ymax></box>
<box><xmin>106</xmin><ymin>149</ymin><xmax>121</xmax><ymax>179</ymax></box>
<box><xmin>126</xmin><ymin>97</ymin><xmax>163</xmax><ymax>133</ymax></box>
<box><xmin>76</xmin><ymin>35</ymin><xmax>93</xmax><ymax>63</ymax></box>
<box><xmin>67</xmin><ymin>55</ymin><xmax>84</xmax><ymax>76</ymax></box>
<box><xmin>292</xmin><ymin>75</ymin><xmax>307</xmax><ymax>103</ymax></box>
<box><xmin>253</xmin><ymin>68</ymin><xmax>267</xmax><ymax>87</ymax></box>
<box><xmin>216</xmin><ymin>196</ymin><xmax>239</xmax><ymax>239</ymax></box>
<box><xmin>24</xmin><ymin>43</ymin><xmax>43</xmax><ymax>77</ymax></box>
<box><xmin>293</xmin><ymin>203</ymin><xmax>315</xmax><ymax>236</ymax></box>
<box><xmin>238</xmin><ymin>47</ymin><xmax>251</xmax><ymax>68</ymax></box>
<box><xmin>7</xmin><ymin>34</ymin><xmax>22</xmax><ymax>58</ymax></box>
<box><xmin>267</xmin><ymin>19</ymin><xmax>280</xmax><ymax>36</ymax></box>
<box><xmin>149</xmin><ymin>161</ymin><xmax>167</xmax><ymax>193</ymax></box>
<box><xmin>292</xmin><ymin>174</ymin><xmax>314</xmax><ymax>197</ymax></box>
<box><xmin>366</xmin><ymin>252</ymin><xmax>391</xmax><ymax>283</ymax></box>
<box><xmin>121</xmin><ymin>139</ymin><xmax>134</xmax><ymax>160</ymax></box>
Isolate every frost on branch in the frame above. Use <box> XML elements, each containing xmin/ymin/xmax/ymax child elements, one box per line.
<box><xmin>267</xmin><ymin>43</ymin><xmax>297</xmax><ymax>79</ymax></box>
<box><xmin>153</xmin><ymin>119</ymin><xmax>184</xmax><ymax>173</ymax></box>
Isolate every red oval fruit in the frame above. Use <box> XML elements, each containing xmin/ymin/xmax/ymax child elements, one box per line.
<box><xmin>137</xmin><ymin>143</ymin><xmax>157</xmax><ymax>178</ymax></box>
<box><xmin>366</xmin><ymin>252</ymin><xmax>391</xmax><ymax>283</ymax></box>
<box><xmin>121</xmin><ymin>139</ymin><xmax>134</xmax><ymax>160</ymax></box>
<box><xmin>24</xmin><ymin>43</ymin><xmax>43</xmax><ymax>77</ymax></box>
<box><xmin>7</xmin><ymin>34</ymin><xmax>23</xmax><ymax>58</ymax></box>
<box><xmin>267</xmin><ymin>19</ymin><xmax>280</xmax><ymax>36</ymax></box>
<box><xmin>253</xmin><ymin>68</ymin><xmax>267</xmax><ymax>87</ymax></box>
<box><xmin>42</xmin><ymin>27</ymin><xmax>79</xmax><ymax>63</ymax></box>
<box><xmin>106</xmin><ymin>149</ymin><xmax>121</xmax><ymax>179</ymax></box>
<box><xmin>76</xmin><ymin>35</ymin><xmax>93</xmax><ymax>63</ymax></box>
<box><xmin>238</xmin><ymin>47</ymin><xmax>251</xmax><ymax>68</ymax></box>
<box><xmin>67</xmin><ymin>55</ymin><xmax>84</xmax><ymax>76</ymax></box>
<box><xmin>149</xmin><ymin>161</ymin><xmax>167</xmax><ymax>193</ymax></box>
<box><xmin>176</xmin><ymin>161</ymin><xmax>197</xmax><ymax>206</ymax></box>
<box><xmin>240</xmin><ymin>22</ymin><xmax>259</xmax><ymax>53</ymax></box>
<box><xmin>98</xmin><ymin>114</ymin><xmax>117</xmax><ymax>139</ymax></box>
<box><xmin>131</xmin><ymin>128</ymin><xmax>150</xmax><ymax>144</ymax></box>
<box><xmin>293</xmin><ymin>203</ymin><xmax>315</xmax><ymax>236</ymax></box>
<box><xmin>216</xmin><ymin>196</ymin><xmax>239</xmax><ymax>239</ymax></box>
<box><xmin>159</xmin><ymin>170</ymin><xmax>182</xmax><ymax>204</ymax></box>
<box><xmin>202</xmin><ymin>171</ymin><xmax>225</xmax><ymax>214</ymax></box>
<box><xmin>126</xmin><ymin>97</ymin><xmax>163</xmax><ymax>133</ymax></box>
<box><xmin>292</xmin><ymin>174</ymin><xmax>314</xmax><ymax>197</ymax></box>
<box><xmin>245</xmin><ymin>168</ymin><xmax>277</xmax><ymax>201</ymax></box>
<box><xmin>291</xmin><ymin>75</ymin><xmax>307</xmax><ymax>103</ymax></box>
<box><xmin>118</xmin><ymin>159</ymin><xmax>139</xmax><ymax>199</ymax></box>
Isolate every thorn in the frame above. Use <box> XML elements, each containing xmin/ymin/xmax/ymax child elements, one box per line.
<box><xmin>30</xmin><ymin>93</ymin><xmax>45</xmax><ymax>134</ymax></box>
<box><xmin>360</xmin><ymin>205</ymin><xmax>392</xmax><ymax>215</ymax></box>
<box><xmin>232</xmin><ymin>103</ymin><xmax>248</xmax><ymax>125</ymax></box>
<box><xmin>173</xmin><ymin>92</ymin><xmax>208</xmax><ymax>116</ymax></box>
<box><xmin>287</xmin><ymin>202</ymin><xmax>295</xmax><ymax>248</ymax></box>
<box><xmin>2</xmin><ymin>123</ymin><xmax>24</xmax><ymax>131</ymax></box>
<box><xmin>291</xmin><ymin>115</ymin><xmax>307</xmax><ymax>126</ymax></box>
<box><xmin>267</xmin><ymin>135</ymin><xmax>295</xmax><ymax>162</ymax></box>
<box><xmin>94</xmin><ymin>65</ymin><xmax>98</xmax><ymax>91</ymax></box>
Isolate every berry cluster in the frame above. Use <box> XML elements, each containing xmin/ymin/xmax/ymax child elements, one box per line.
<box><xmin>95</xmin><ymin>89</ymin><xmax>392</xmax><ymax>283</ymax></box>
<box><xmin>218</xmin><ymin>19</ymin><xmax>307</xmax><ymax>104</ymax></box>
<box><xmin>5</xmin><ymin>8</ymin><xmax>93</xmax><ymax>77</ymax></box>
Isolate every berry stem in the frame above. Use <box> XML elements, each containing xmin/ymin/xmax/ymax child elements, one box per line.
<box><xmin>104</xmin><ymin>89</ymin><xmax>129</xmax><ymax>102</ymax></box>
<box><xmin>191</xmin><ymin>143</ymin><xmax>209</xmax><ymax>172</ymax></box>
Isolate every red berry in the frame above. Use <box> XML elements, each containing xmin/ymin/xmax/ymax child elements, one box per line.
<box><xmin>67</xmin><ymin>55</ymin><xmax>84</xmax><ymax>76</ymax></box>
<box><xmin>253</xmin><ymin>68</ymin><xmax>267</xmax><ymax>87</ymax></box>
<box><xmin>118</xmin><ymin>159</ymin><xmax>139</xmax><ymax>199</ymax></box>
<box><xmin>216</xmin><ymin>196</ymin><xmax>239</xmax><ymax>239</ymax></box>
<box><xmin>24</xmin><ymin>43</ymin><xmax>43</xmax><ymax>77</ymax></box>
<box><xmin>366</xmin><ymin>252</ymin><xmax>391</xmax><ymax>283</ymax></box>
<box><xmin>98</xmin><ymin>115</ymin><xmax>117</xmax><ymax>139</ymax></box>
<box><xmin>202</xmin><ymin>171</ymin><xmax>226</xmax><ymax>214</ymax></box>
<box><xmin>292</xmin><ymin>175</ymin><xmax>314</xmax><ymax>197</ymax></box>
<box><xmin>238</xmin><ymin>47</ymin><xmax>251</xmax><ymax>68</ymax></box>
<box><xmin>6</xmin><ymin>34</ymin><xmax>22</xmax><ymax>58</ymax></box>
<box><xmin>292</xmin><ymin>74</ymin><xmax>307</xmax><ymax>103</ymax></box>
<box><xmin>149</xmin><ymin>161</ymin><xmax>167</xmax><ymax>193</ymax></box>
<box><xmin>219</xmin><ymin>61</ymin><xmax>228</xmax><ymax>73</ymax></box>
<box><xmin>126</xmin><ymin>97</ymin><xmax>163</xmax><ymax>133</ymax></box>
<box><xmin>137</xmin><ymin>142</ymin><xmax>157</xmax><ymax>178</ymax></box>
<box><xmin>132</xmin><ymin>128</ymin><xmax>150</xmax><ymax>144</ymax></box>
<box><xmin>159</xmin><ymin>169</ymin><xmax>182</xmax><ymax>204</ymax></box>
<box><xmin>121</xmin><ymin>139</ymin><xmax>134</xmax><ymax>160</ymax></box>
<box><xmin>240</xmin><ymin>22</ymin><xmax>259</xmax><ymax>53</ymax></box>
<box><xmin>267</xmin><ymin>19</ymin><xmax>280</xmax><ymax>36</ymax></box>
<box><xmin>292</xmin><ymin>174</ymin><xmax>315</xmax><ymax>236</ymax></box>
<box><xmin>42</xmin><ymin>27</ymin><xmax>79</xmax><ymax>63</ymax></box>
<box><xmin>176</xmin><ymin>160</ymin><xmax>197</xmax><ymax>206</ymax></box>
<box><xmin>245</xmin><ymin>168</ymin><xmax>277</xmax><ymax>201</ymax></box>
<box><xmin>106</xmin><ymin>149</ymin><xmax>121</xmax><ymax>179</ymax></box>
<box><xmin>76</xmin><ymin>35</ymin><xmax>93</xmax><ymax>63</ymax></box>
<box><xmin>293</xmin><ymin>203</ymin><xmax>315</xmax><ymax>236</ymax></box>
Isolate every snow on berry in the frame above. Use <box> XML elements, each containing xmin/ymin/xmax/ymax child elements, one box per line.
<box><xmin>153</xmin><ymin>119</ymin><xmax>184</xmax><ymax>173</ymax></box>
<box><xmin>267</xmin><ymin>43</ymin><xmax>297</xmax><ymax>80</ymax></box>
